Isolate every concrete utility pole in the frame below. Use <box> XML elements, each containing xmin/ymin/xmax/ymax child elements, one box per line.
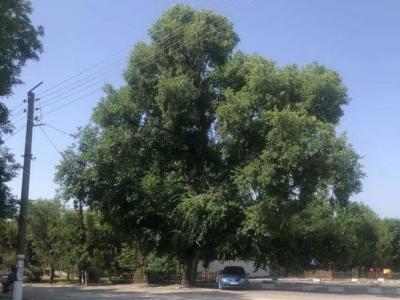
<box><xmin>13</xmin><ymin>82</ymin><xmax>42</xmax><ymax>300</ymax></box>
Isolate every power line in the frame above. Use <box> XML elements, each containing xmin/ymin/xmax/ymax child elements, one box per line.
<box><xmin>39</xmin><ymin>126</ymin><xmax>62</xmax><ymax>155</ymax></box>
<box><xmin>9</xmin><ymin>1</ymin><xmax>238</xmax><ymax>126</ymax></box>
<box><xmin>34</xmin><ymin>0</ymin><xmax>217</xmax><ymax>102</ymax></box>
<box><xmin>10</xmin><ymin>108</ymin><xmax>25</xmax><ymax>118</ymax></box>
<box><xmin>33</xmin><ymin>1</ymin><xmax>242</xmax><ymax>121</ymax></box>
<box><xmin>44</xmin><ymin>123</ymin><xmax>75</xmax><ymax>138</ymax></box>
<box><xmin>40</xmin><ymin>70</ymin><xmax>122</xmax><ymax>110</ymax></box>
<box><xmin>38</xmin><ymin>56</ymin><xmax>127</xmax><ymax>101</ymax></box>
<box><xmin>3</xmin><ymin>126</ymin><xmax>25</xmax><ymax>142</ymax></box>
<box><xmin>42</xmin><ymin>78</ymin><xmax>120</xmax><ymax>117</ymax></box>
<box><xmin>11</xmin><ymin>114</ymin><xmax>27</xmax><ymax>128</ymax></box>
<box><xmin>9</xmin><ymin>102</ymin><xmax>25</xmax><ymax>114</ymax></box>
<box><xmin>36</xmin><ymin>45</ymin><xmax>132</xmax><ymax>96</ymax></box>
<box><xmin>39</xmin><ymin>5</ymin><xmax>238</xmax><ymax>117</ymax></box>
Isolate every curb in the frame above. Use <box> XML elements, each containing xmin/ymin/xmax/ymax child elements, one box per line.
<box><xmin>258</xmin><ymin>281</ymin><xmax>400</xmax><ymax>295</ymax></box>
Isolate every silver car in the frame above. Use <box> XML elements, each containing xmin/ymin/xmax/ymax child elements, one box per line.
<box><xmin>218</xmin><ymin>266</ymin><xmax>249</xmax><ymax>289</ymax></box>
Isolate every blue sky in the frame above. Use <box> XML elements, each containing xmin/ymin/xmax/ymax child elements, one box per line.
<box><xmin>4</xmin><ymin>0</ymin><xmax>400</xmax><ymax>217</ymax></box>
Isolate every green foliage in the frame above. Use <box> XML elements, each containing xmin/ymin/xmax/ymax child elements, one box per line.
<box><xmin>0</xmin><ymin>140</ymin><xmax>19</xmax><ymax>219</ymax></box>
<box><xmin>0</xmin><ymin>0</ymin><xmax>43</xmax><ymax>219</ymax></box>
<box><xmin>117</xmin><ymin>244</ymin><xmax>141</xmax><ymax>272</ymax></box>
<box><xmin>144</xmin><ymin>253</ymin><xmax>181</xmax><ymax>274</ymax></box>
<box><xmin>214</xmin><ymin>52</ymin><xmax>363</xmax><ymax>268</ymax></box>
<box><xmin>285</xmin><ymin>200</ymin><xmax>392</xmax><ymax>272</ymax></box>
<box><xmin>89</xmin><ymin>6</ymin><xmax>241</xmax><ymax>268</ymax></box>
<box><xmin>26</xmin><ymin>199</ymin><xmax>65</xmax><ymax>280</ymax></box>
<box><xmin>56</xmin><ymin>5</ymin><xmax>365</xmax><ymax>284</ymax></box>
<box><xmin>0</xmin><ymin>218</ymin><xmax>17</xmax><ymax>267</ymax></box>
<box><xmin>0</xmin><ymin>0</ymin><xmax>44</xmax><ymax>97</ymax></box>
<box><xmin>55</xmin><ymin>126</ymin><xmax>99</xmax><ymax>206</ymax></box>
<box><xmin>383</xmin><ymin>218</ymin><xmax>400</xmax><ymax>271</ymax></box>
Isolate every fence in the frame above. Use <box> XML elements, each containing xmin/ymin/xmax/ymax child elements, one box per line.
<box><xmin>297</xmin><ymin>270</ymin><xmax>400</xmax><ymax>280</ymax></box>
<box><xmin>195</xmin><ymin>271</ymin><xmax>218</xmax><ymax>283</ymax></box>
<box><xmin>302</xmin><ymin>270</ymin><xmax>354</xmax><ymax>279</ymax></box>
<box><xmin>139</xmin><ymin>271</ymin><xmax>218</xmax><ymax>285</ymax></box>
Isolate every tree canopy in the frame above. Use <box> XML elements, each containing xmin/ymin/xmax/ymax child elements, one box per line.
<box><xmin>57</xmin><ymin>5</ymin><xmax>363</xmax><ymax>286</ymax></box>
<box><xmin>0</xmin><ymin>0</ymin><xmax>43</xmax><ymax>219</ymax></box>
<box><xmin>0</xmin><ymin>0</ymin><xmax>43</xmax><ymax>97</ymax></box>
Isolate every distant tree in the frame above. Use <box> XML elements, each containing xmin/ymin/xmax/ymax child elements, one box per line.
<box><xmin>0</xmin><ymin>217</ymin><xmax>18</xmax><ymax>266</ymax></box>
<box><xmin>54</xmin><ymin>125</ymin><xmax>100</xmax><ymax>285</ymax></box>
<box><xmin>0</xmin><ymin>149</ymin><xmax>19</xmax><ymax>219</ymax></box>
<box><xmin>287</xmin><ymin>200</ymin><xmax>392</xmax><ymax>273</ymax></box>
<box><xmin>0</xmin><ymin>0</ymin><xmax>44</xmax><ymax>218</ymax></box>
<box><xmin>339</xmin><ymin>203</ymin><xmax>392</xmax><ymax>273</ymax></box>
<box><xmin>26</xmin><ymin>199</ymin><xmax>65</xmax><ymax>283</ymax></box>
<box><xmin>383</xmin><ymin>218</ymin><xmax>400</xmax><ymax>271</ymax></box>
<box><xmin>57</xmin><ymin>209</ymin><xmax>83</xmax><ymax>281</ymax></box>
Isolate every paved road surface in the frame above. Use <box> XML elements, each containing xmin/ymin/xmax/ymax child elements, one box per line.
<box><xmin>21</xmin><ymin>284</ymin><xmax>400</xmax><ymax>300</ymax></box>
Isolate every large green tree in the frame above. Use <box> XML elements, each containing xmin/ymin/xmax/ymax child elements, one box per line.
<box><xmin>0</xmin><ymin>0</ymin><xmax>43</xmax><ymax>218</ymax></box>
<box><xmin>88</xmin><ymin>6</ymin><xmax>240</xmax><ymax>286</ymax></box>
<box><xmin>216</xmin><ymin>53</ymin><xmax>363</xmax><ymax>269</ymax></box>
<box><xmin>57</xmin><ymin>5</ymin><xmax>363</xmax><ymax>286</ymax></box>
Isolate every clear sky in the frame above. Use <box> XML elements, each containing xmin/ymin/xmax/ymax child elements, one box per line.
<box><xmin>4</xmin><ymin>0</ymin><xmax>400</xmax><ymax>218</ymax></box>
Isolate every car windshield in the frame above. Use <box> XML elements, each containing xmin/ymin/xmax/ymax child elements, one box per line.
<box><xmin>222</xmin><ymin>266</ymin><xmax>246</xmax><ymax>275</ymax></box>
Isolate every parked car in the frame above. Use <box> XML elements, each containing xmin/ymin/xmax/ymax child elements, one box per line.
<box><xmin>218</xmin><ymin>266</ymin><xmax>249</xmax><ymax>289</ymax></box>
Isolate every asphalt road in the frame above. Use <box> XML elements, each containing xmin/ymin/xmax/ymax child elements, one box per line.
<box><xmin>20</xmin><ymin>284</ymin><xmax>400</xmax><ymax>300</ymax></box>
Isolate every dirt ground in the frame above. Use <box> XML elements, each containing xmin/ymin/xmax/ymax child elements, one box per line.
<box><xmin>20</xmin><ymin>284</ymin><xmax>400</xmax><ymax>300</ymax></box>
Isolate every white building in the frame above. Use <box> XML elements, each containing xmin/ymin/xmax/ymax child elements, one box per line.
<box><xmin>198</xmin><ymin>260</ymin><xmax>270</xmax><ymax>277</ymax></box>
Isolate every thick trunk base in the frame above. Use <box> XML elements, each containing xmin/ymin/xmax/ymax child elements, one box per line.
<box><xmin>181</xmin><ymin>250</ymin><xmax>200</xmax><ymax>287</ymax></box>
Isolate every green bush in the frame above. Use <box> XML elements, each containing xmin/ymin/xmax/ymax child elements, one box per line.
<box><xmin>144</xmin><ymin>253</ymin><xmax>181</xmax><ymax>273</ymax></box>
<box><xmin>25</xmin><ymin>266</ymin><xmax>42</xmax><ymax>282</ymax></box>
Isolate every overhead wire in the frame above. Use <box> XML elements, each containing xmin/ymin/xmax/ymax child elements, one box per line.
<box><xmin>44</xmin><ymin>123</ymin><xmax>75</xmax><ymax>138</ymax></box>
<box><xmin>12</xmin><ymin>114</ymin><xmax>27</xmax><ymax>128</ymax></box>
<box><xmin>38</xmin><ymin>55</ymin><xmax>128</xmax><ymax>101</ymax></box>
<box><xmin>38</xmin><ymin>0</ymin><xmax>239</xmax><ymax>117</ymax></box>
<box><xmin>8</xmin><ymin>53</ymin><xmax>129</xmax><ymax>122</ymax></box>
<box><xmin>4</xmin><ymin>125</ymin><xmax>25</xmax><ymax>142</ymax></box>
<box><xmin>39</xmin><ymin>70</ymin><xmax>122</xmax><ymax>110</ymax></box>
<box><xmin>35</xmin><ymin>0</ymin><xmax>214</xmax><ymax>102</ymax></box>
<box><xmin>39</xmin><ymin>126</ymin><xmax>62</xmax><ymax>155</ymax></box>
<box><xmin>6</xmin><ymin>0</ymin><xmax>243</xmax><ymax>144</ymax></box>
<box><xmin>36</xmin><ymin>45</ymin><xmax>132</xmax><ymax>97</ymax></box>
<box><xmin>42</xmin><ymin>78</ymin><xmax>121</xmax><ymax>117</ymax></box>
<box><xmin>9</xmin><ymin>102</ymin><xmax>25</xmax><ymax>115</ymax></box>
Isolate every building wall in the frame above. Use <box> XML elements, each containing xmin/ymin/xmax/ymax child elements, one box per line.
<box><xmin>197</xmin><ymin>260</ymin><xmax>270</xmax><ymax>277</ymax></box>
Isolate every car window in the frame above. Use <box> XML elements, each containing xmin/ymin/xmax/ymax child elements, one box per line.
<box><xmin>222</xmin><ymin>266</ymin><xmax>246</xmax><ymax>275</ymax></box>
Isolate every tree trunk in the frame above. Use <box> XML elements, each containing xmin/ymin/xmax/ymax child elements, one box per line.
<box><xmin>77</xmin><ymin>199</ymin><xmax>89</xmax><ymax>286</ymax></box>
<box><xmin>49</xmin><ymin>266</ymin><xmax>54</xmax><ymax>284</ymax></box>
<box><xmin>80</xmin><ymin>270</ymin><xmax>86</xmax><ymax>285</ymax></box>
<box><xmin>181</xmin><ymin>249</ymin><xmax>201</xmax><ymax>287</ymax></box>
<box><xmin>84</xmin><ymin>269</ymin><xmax>89</xmax><ymax>286</ymax></box>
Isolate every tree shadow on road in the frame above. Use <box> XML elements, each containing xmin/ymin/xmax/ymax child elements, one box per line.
<box><xmin>23</xmin><ymin>285</ymin><xmax>250</xmax><ymax>300</ymax></box>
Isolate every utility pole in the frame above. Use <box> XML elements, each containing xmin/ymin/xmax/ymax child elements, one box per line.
<box><xmin>13</xmin><ymin>82</ymin><xmax>42</xmax><ymax>300</ymax></box>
